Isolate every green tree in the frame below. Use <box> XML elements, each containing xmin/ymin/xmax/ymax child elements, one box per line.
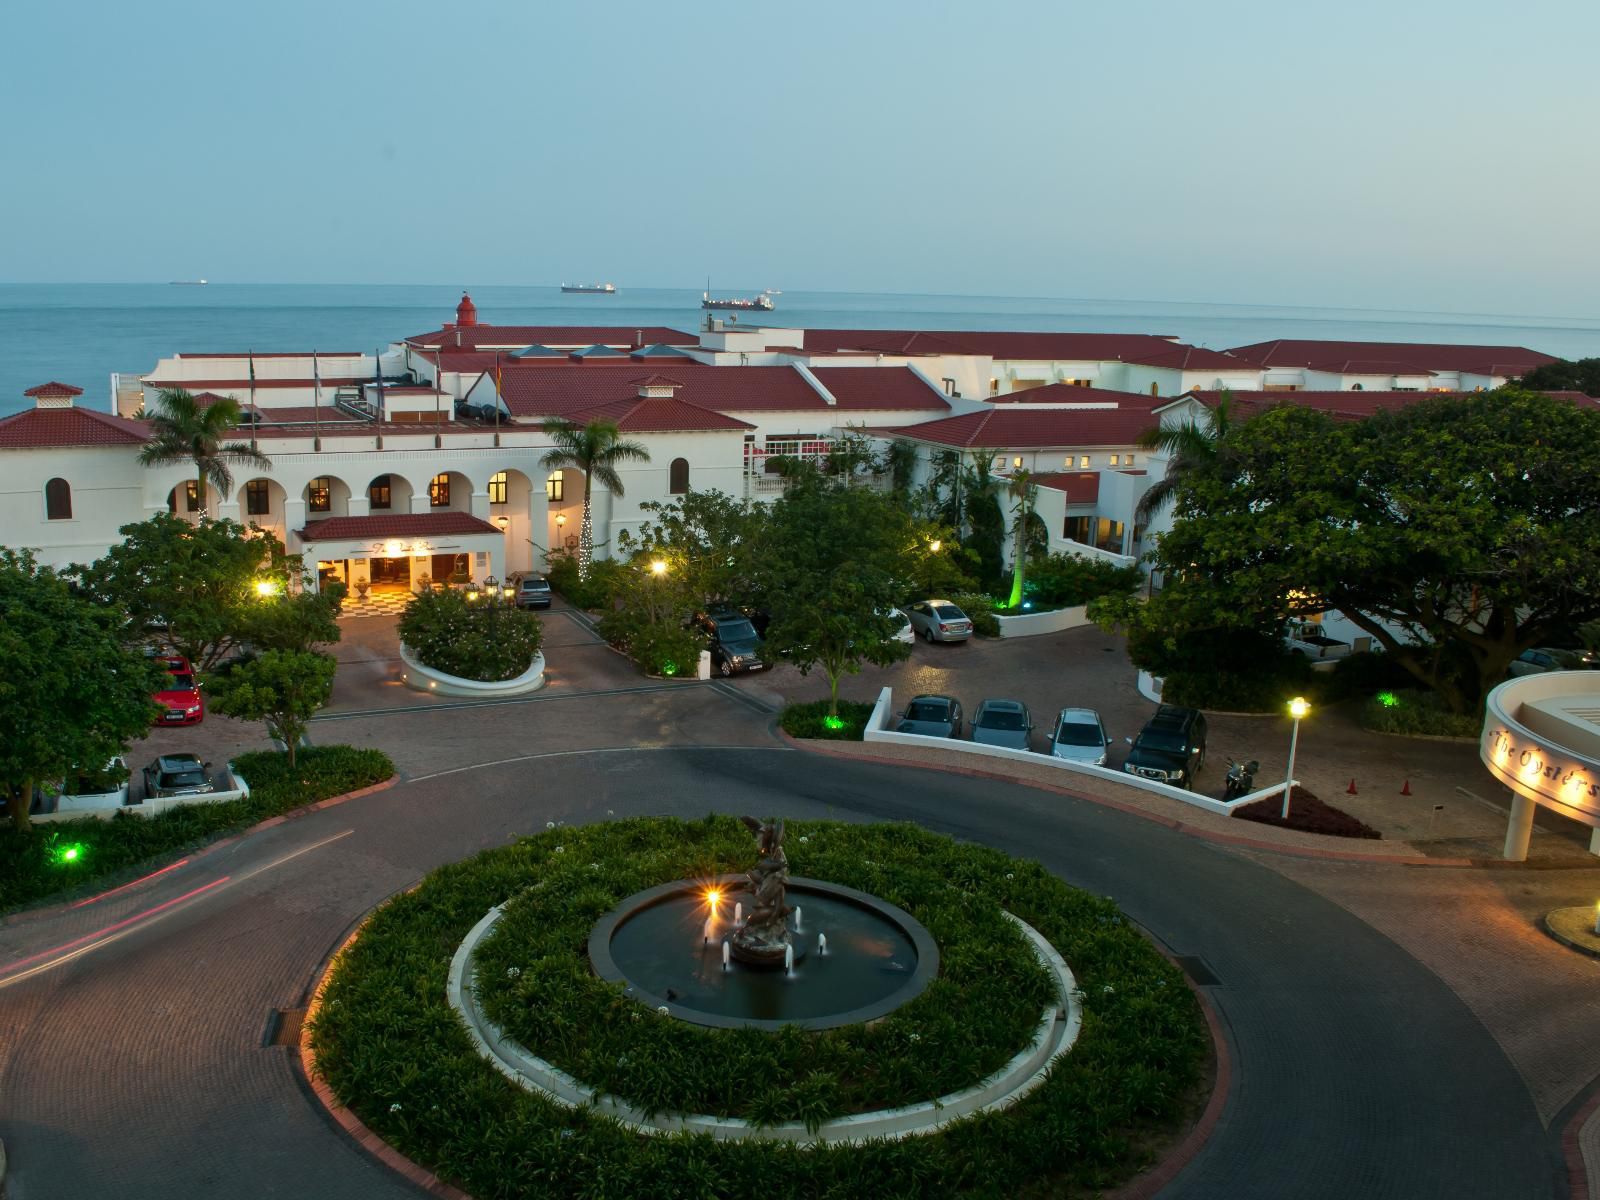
<box><xmin>1519</xmin><ymin>358</ymin><xmax>1600</xmax><ymax>397</ymax></box>
<box><xmin>620</xmin><ymin>490</ymin><xmax>766</xmax><ymax>609</ymax></box>
<box><xmin>1145</xmin><ymin>389</ymin><xmax>1600</xmax><ymax>713</ymax></box>
<box><xmin>540</xmin><ymin>418</ymin><xmax>651</xmax><ymax>579</ymax></box>
<box><xmin>757</xmin><ymin>477</ymin><xmax>915</xmax><ymax>716</ymax></box>
<box><xmin>398</xmin><ymin>588</ymin><xmax>543</xmax><ymax>683</ymax></box>
<box><xmin>72</xmin><ymin>514</ymin><xmax>296</xmax><ymax>669</ymax></box>
<box><xmin>0</xmin><ymin>551</ymin><xmax>160</xmax><ymax>830</ymax></box>
<box><xmin>206</xmin><ymin>650</ymin><xmax>337</xmax><ymax>768</ymax></box>
<box><xmin>138</xmin><ymin>388</ymin><xmax>273</xmax><ymax>511</ymax></box>
<box><xmin>238</xmin><ymin>584</ymin><xmax>345</xmax><ymax>654</ymax></box>
<box><xmin>1134</xmin><ymin>390</ymin><xmax>1238</xmax><ymax>526</ymax></box>
<box><xmin>1004</xmin><ymin>469</ymin><xmax>1038</xmax><ymax>609</ymax></box>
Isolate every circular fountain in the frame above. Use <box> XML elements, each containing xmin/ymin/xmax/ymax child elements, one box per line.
<box><xmin>587</xmin><ymin>873</ymin><xmax>938</xmax><ymax>1030</ymax></box>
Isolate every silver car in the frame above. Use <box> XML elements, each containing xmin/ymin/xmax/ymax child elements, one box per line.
<box><xmin>896</xmin><ymin>694</ymin><xmax>963</xmax><ymax>737</ymax></box>
<box><xmin>971</xmin><ymin>699</ymin><xmax>1032</xmax><ymax>750</ymax></box>
<box><xmin>1049</xmin><ymin>707</ymin><xmax>1109</xmax><ymax>765</ymax></box>
<box><xmin>905</xmin><ymin>599</ymin><xmax>973</xmax><ymax>644</ymax></box>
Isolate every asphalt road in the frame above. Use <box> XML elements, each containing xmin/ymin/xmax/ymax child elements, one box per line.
<box><xmin>0</xmin><ymin>742</ymin><xmax>1558</xmax><ymax>1199</ymax></box>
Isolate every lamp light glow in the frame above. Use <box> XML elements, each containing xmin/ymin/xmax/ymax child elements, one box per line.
<box><xmin>254</xmin><ymin>579</ymin><xmax>279</xmax><ymax>598</ymax></box>
<box><xmin>1289</xmin><ymin>697</ymin><xmax>1311</xmax><ymax>720</ymax></box>
<box><xmin>929</xmin><ymin>539</ymin><xmax>942</xmax><ymax>553</ymax></box>
<box><xmin>650</xmin><ymin>560</ymin><xmax>667</xmax><ymax>576</ymax></box>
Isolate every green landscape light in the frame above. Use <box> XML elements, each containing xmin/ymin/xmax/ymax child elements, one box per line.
<box><xmin>56</xmin><ymin>843</ymin><xmax>85</xmax><ymax>865</ymax></box>
<box><xmin>1377</xmin><ymin>691</ymin><xmax>1400</xmax><ymax>708</ymax></box>
<box><xmin>661</xmin><ymin>662</ymin><xmax>677</xmax><ymax>676</ymax></box>
<box><xmin>823</xmin><ymin>716</ymin><xmax>847</xmax><ymax>730</ymax></box>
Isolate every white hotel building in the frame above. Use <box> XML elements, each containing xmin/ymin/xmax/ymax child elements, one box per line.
<box><xmin>0</xmin><ymin>294</ymin><xmax>1565</xmax><ymax>605</ymax></box>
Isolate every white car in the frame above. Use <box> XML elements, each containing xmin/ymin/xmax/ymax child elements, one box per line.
<box><xmin>884</xmin><ymin>607</ymin><xmax>915</xmax><ymax>645</ymax></box>
<box><xmin>1049</xmin><ymin>708</ymin><xmax>1109</xmax><ymax>766</ymax></box>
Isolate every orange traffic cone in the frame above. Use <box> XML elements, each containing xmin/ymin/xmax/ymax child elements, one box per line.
<box><xmin>1346</xmin><ymin>778</ymin><xmax>1358</xmax><ymax>795</ymax></box>
<box><xmin>1400</xmin><ymin>779</ymin><xmax>1412</xmax><ymax>796</ymax></box>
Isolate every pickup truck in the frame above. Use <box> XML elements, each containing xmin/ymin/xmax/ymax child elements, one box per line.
<box><xmin>1287</xmin><ymin>627</ymin><xmax>1350</xmax><ymax>660</ymax></box>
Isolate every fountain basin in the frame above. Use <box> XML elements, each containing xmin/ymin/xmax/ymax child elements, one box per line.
<box><xmin>587</xmin><ymin>875</ymin><xmax>939</xmax><ymax>1030</ymax></box>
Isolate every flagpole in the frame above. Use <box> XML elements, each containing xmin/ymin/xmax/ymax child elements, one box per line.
<box><xmin>312</xmin><ymin>349</ymin><xmax>322</xmax><ymax>452</ymax></box>
<box><xmin>494</xmin><ymin>352</ymin><xmax>502</xmax><ymax>448</ymax></box>
<box><xmin>248</xmin><ymin>349</ymin><xmax>258</xmax><ymax>453</ymax></box>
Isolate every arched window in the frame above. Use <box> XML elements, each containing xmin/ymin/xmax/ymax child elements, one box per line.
<box><xmin>308</xmin><ymin>477</ymin><xmax>332</xmax><ymax>513</ymax></box>
<box><xmin>669</xmin><ymin>458</ymin><xmax>689</xmax><ymax>495</ymax></box>
<box><xmin>429</xmin><ymin>473</ymin><xmax>451</xmax><ymax>507</ymax></box>
<box><xmin>44</xmin><ymin>478</ymin><xmax>72</xmax><ymax>520</ymax></box>
<box><xmin>546</xmin><ymin>471</ymin><xmax>565</xmax><ymax>502</ymax></box>
<box><xmin>488</xmin><ymin>471</ymin><xmax>508</xmax><ymax>504</ymax></box>
<box><xmin>369</xmin><ymin>475</ymin><xmax>392</xmax><ymax>510</ymax></box>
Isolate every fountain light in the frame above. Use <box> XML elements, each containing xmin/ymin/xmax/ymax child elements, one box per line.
<box><xmin>794</xmin><ymin>906</ymin><xmax>803</xmax><ymax>932</ymax></box>
<box><xmin>817</xmin><ymin>933</ymin><xmax>828</xmax><ymax>956</ymax></box>
<box><xmin>722</xmin><ymin>941</ymin><xmax>731</xmax><ymax>971</ymax></box>
<box><xmin>707</xmin><ymin>888</ymin><xmax>721</xmax><ymax>909</ymax></box>
<box><xmin>703</xmin><ymin>916</ymin><xmax>714</xmax><ymax>944</ymax></box>
<box><xmin>735</xmin><ymin>901</ymin><xmax>743</xmax><ymax>924</ymax></box>
<box><xmin>784</xmin><ymin>944</ymin><xmax>795</xmax><ymax>976</ymax></box>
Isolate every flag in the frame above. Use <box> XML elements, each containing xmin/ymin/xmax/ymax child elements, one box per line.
<box><xmin>312</xmin><ymin>349</ymin><xmax>322</xmax><ymax>449</ymax></box>
<box><xmin>373</xmin><ymin>345</ymin><xmax>385</xmax><ymax>420</ymax></box>
<box><xmin>248</xmin><ymin>350</ymin><xmax>258</xmax><ymax>450</ymax></box>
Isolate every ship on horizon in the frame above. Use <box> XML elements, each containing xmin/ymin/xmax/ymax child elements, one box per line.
<box><xmin>170</xmin><ymin>279</ymin><xmax>208</xmax><ymax>286</ymax></box>
<box><xmin>561</xmin><ymin>282</ymin><xmax>616</xmax><ymax>294</ymax></box>
<box><xmin>703</xmin><ymin>280</ymin><xmax>774</xmax><ymax>312</ymax></box>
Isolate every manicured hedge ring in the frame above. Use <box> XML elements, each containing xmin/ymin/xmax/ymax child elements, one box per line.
<box><xmin>309</xmin><ymin>817</ymin><xmax>1207</xmax><ymax>1199</ymax></box>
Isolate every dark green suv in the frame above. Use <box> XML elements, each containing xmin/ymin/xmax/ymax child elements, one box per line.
<box><xmin>1122</xmin><ymin>705</ymin><xmax>1207</xmax><ymax>789</ymax></box>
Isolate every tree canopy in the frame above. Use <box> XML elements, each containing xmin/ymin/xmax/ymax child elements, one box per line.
<box><xmin>540</xmin><ymin>418</ymin><xmax>650</xmax><ymax>578</ymax></box>
<box><xmin>0</xmin><ymin>551</ymin><xmax>161</xmax><ymax>829</ymax></box>
<box><xmin>620</xmin><ymin>490</ymin><xmax>764</xmax><ymax>609</ymax></box>
<box><xmin>138</xmin><ymin>387</ymin><xmax>272</xmax><ymax>507</ymax></box>
<box><xmin>71</xmin><ymin>514</ymin><xmax>298</xmax><ymax>669</ymax></box>
<box><xmin>1138</xmin><ymin>388</ymin><xmax>1600</xmax><ymax>712</ymax></box>
<box><xmin>1519</xmin><ymin>358</ymin><xmax>1600</xmax><ymax>397</ymax></box>
<box><xmin>206</xmin><ymin>650</ymin><xmax>337</xmax><ymax>768</ymax></box>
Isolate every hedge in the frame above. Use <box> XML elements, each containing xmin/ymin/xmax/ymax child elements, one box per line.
<box><xmin>1360</xmin><ymin>689</ymin><xmax>1480</xmax><ymax>738</ymax></box>
<box><xmin>0</xmin><ymin>745</ymin><xmax>395</xmax><ymax>913</ymax></box>
<box><xmin>779</xmin><ymin>700</ymin><xmax>876</xmax><ymax>741</ymax></box>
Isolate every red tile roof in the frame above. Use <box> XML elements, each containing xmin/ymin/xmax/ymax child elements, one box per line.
<box><xmin>1031</xmin><ymin>471</ymin><xmax>1100</xmax><ymax>504</ymax></box>
<box><xmin>496</xmin><ymin>362</ymin><xmax>830</xmax><ymax>418</ymax></box>
<box><xmin>1123</xmin><ymin>345</ymin><xmax>1255</xmax><ymax>371</ymax></box>
<box><xmin>797</xmin><ymin>329</ymin><xmax>1183</xmax><ymax>361</ymax></box>
<box><xmin>890</xmin><ymin>406</ymin><xmax>1155</xmax><ymax>449</ymax></box>
<box><xmin>140</xmin><ymin>377</ymin><xmax>368</xmax><ymax>390</ymax></box>
<box><xmin>809</xmin><ymin>367</ymin><xmax>950</xmax><ymax>411</ymax></box>
<box><xmin>567</xmin><ymin>396</ymin><xmax>754</xmax><ymax>434</ymax></box>
<box><xmin>1224</xmin><ymin>339</ymin><xmax>1558</xmax><ymax>376</ymax></box>
<box><xmin>0</xmin><ymin>407</ymin><xmax>149</xmax><ymax>448</ymax></box>
<box><xmin>1303</xmin><ymin>359</ymin><xmax>1437</xmax><ymax>376</ymax></box>
<box><xmin>407</xmin><ymin>325</ymin><xmax>694</xmax><ymax>350</ymax></box>
<box><xmin>296</xmin><ymin>512</ymin><xmax>500</xmax><ymax>542</ymax></box>
<box><xmin>989</xmin><ymin>382</ymin><xmax>1160</xmax><ymax>406</ymax></box>
<box><xmin>23</xmin><ymin>382</ymin><xmax>85</xmax><ymax>399</ymax></box>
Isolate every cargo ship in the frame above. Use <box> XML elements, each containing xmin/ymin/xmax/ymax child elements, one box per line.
<box><xmin>561</xmin><ymin>282</ymin><xmax>616</xmax><ymax>294</ymax></box>
<box><xmin>702</xmin><ymin>289</ymin><xmax>774</xmax><ymax>312</ymax></box>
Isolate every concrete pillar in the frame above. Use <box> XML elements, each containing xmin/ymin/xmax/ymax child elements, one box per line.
<box><xmin>283</xmin><ymin>498</ymin><xmax>308</xmax><ymax>542</ymax></box>
<box><xmin>410</xmin><ymin>491</ymin><xmax>432</xmax><ymax>514</ymax></box>
<box><xmin>1588</xmin><ymin>827</ymin><xmax>1600</xmax><ymax>858</ymax></box>
<box><xmin>593</xmin><ymin>488</ymin><xmax>614</xmax><ymax>559</ymax></box>
<box><xmin>1503</xmin><ymin>791</ymin><xmax>1535</xmax><ymax>861</ymax></box>
<box><xmin>347</xmin><ymin>495</ymin><xmax>371</xmax><ymax>519</ymax></box>
<box><xmin>470</xmin><ymin>490</ymin><xmax>491</xmax><ymax>519</ymax></box>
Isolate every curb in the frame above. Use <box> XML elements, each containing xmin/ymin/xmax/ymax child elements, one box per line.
<box><xmin>299</xmin><ymin>920</ymin><xmax>471</xmax><ymax>1199</ymax></box>
<box><xmin>777</xmin><ymin>732</ymin><xmax>1479</xmax><ymax>868</ymax></box>
<box><xmin>1542</xmin><ymin>908</ymin><xmax>1600</xmax><ymax>959</ymax></box>
<box><xmin>1</xmin><ymin>774</ymin><xmax>401</xmax><ymax>930</ymax></box>
<box><xmin>1562</xmin><ymin>1084</ymin><xmax>1600</xmax><ymax>1200</ymax></box>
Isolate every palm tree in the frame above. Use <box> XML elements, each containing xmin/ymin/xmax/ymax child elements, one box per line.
<box><xmin>138</xmin><ymin>388</ymin><xmax>272</xmax><ymax>513</ymax></box>
<box><xmin>540</xmin><ymin>418</ymin><xmax>651</xmax><ymax>578</ymax></box>
<box><xmin>1133</xmin><ymin>390</ymin><xmax>1238</xmax><ymax>527</ymax></box>
<box><xmin>1005</xmin><ymin>469</ymin><xmax>1037</xmax><ymax>610</ymax></box>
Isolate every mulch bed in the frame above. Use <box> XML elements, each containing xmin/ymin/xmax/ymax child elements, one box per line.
<box><xmin>1232</xmin><ymin>787</ymin><xmax>1382</xmax><ymax>840</ymax></box>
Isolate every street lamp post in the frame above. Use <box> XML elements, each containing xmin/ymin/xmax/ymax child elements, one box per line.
<box><xmin>1281</xmin><ymin>696</ymin><xmax>1310</xmax><ymax>820</ymax></box>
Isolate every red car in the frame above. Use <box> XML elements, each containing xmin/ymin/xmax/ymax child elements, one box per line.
<box><xmin>153</xmin><ymin>655</ymin><xmax>205</xmax><ymax>725</ymax></box>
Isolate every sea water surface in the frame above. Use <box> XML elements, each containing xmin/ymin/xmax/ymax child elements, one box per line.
<box><xmin>5</xmin><ymin>283</ymin><xmax>1600</xmax><ymax>417</ymax></box>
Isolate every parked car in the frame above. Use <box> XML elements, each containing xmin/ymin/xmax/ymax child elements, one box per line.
<box><xmin>515</xmin><ymin>575</ymin><xmax>553</xmax><ymax>610</ymax></box>
<box><xmin>905</xmin><ymin>599</ymin><xmax>973</xmax><ymax>644</ymax></box>
<box><xmin>1048</xmin><ymin>708</ymin><xmax>1110</xmax><ymax>765</ymax></box>
<box><xmin>896</xmin><ymin>694</ymin><xmax>964</xmax><ymax>737</ymax></box>
<box><xmin>883</xmin><ymin>607</ymin><xmax>915</xmax><ymax>646</ymax></box>
<box><xmin>141</xmin><ymin>753</ymin><xmax>215</xmax><ymax>800</ymax></box>
<box><xmin>1122</xmin><ymin>705</ymin><xmax>1207</xmax><ymax>788</ymax></box>
<box><xmin>152</xmin><ymin>655</ymin><xmax>204</xmax><ymax>726</ymax></box>
<box><xmin>1509</xmin><ymin>647</ymin><xmax>1594</xmax><ymax>677</ymax></box>
<box><xmin>971</xmin><ymin>699</ymin><xmax>1033</xmax><ymax>750</ymax></box>
<box><xmin>692</xmin><ymin>610</ymin><xmax>766</xmax><ymax>676</ymax></box>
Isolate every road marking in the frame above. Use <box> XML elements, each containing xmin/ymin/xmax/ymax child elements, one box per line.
<box><xmin>407</xmin><ymin>744</ymin><xmax>792</xmax><ymax>784</ymax></box>
<box><xmin>0</xmin><ymin>830</ymin><xmax>354</xmax><ymax>990</ymax></box>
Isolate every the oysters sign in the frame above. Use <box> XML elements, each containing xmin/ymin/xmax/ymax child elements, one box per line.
<box><xmin>1480</xmin><ymin>677</ymin><xmax>1600</xmax><ymax>828</ymax></box>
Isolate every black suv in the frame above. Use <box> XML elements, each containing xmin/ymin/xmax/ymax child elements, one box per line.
<box><xmin>692</xmin><ymin>608</ymin><xmax>766</xmax><ymax>676</ymax></box>
<box><xmin>1122</xmin><ymin>705</ymin><xmax>1207</xmax><ymax>789</ymax></box>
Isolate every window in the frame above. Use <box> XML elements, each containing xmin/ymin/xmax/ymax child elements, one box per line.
<box><xmin>1109</xmin><ymin>454</ymin><xmax>1120</xmax><ymax>467</ymax></box>
<box><xmin>1126</xmin><ymin>454</ymin><xmax>1136</xmax><ymax>467</ymax></box>
<box><xmin>245</xmin><ymin>480</ymin><xmax>269</xmax><ymax>516</ymax></box>
<box><xmin>184</xmin><ymin>481</ymin><xmax>201</xmax><ymax>512</ymax></box>
<box><xmin>44</xmin><ymin>478</ymin><xmax>71</xmax><ymax>520</ymax></box>
<box><xmin>308</xmin><ymin>477</ymin><xmax>331</xmax><ymax>513</ymax></box>
<box><xmin>1012</xmin><ymin>456</ymin><xmax>1024</xmax><ymax>469</ymax></box>
<box><xmin>1079</xmin><ymin>455</ymin><xmax>1090</xmax><ymax>468</ymax></box>
<box><xmin>941</xmin><ymin>377</ymin><xmax>957</xmax><ymax>396</ymax></box>
<box><xmin>1063</xmin><ymin>516</ymin><xmax>1091</xmax><ymax>544</ymax></box>
<box><xmin>669</xmin><ymin>458</ymin><xmax>689</xmax><ymax>495</ymax></box>
<box><xmin>989</xmin><ymin>377</ymin><xmax>999</xmax><ymax>395</ymax></box>
<box><xmin>546</xmin><ymin>471</ymin><xmax>564</xmax><ymax>502</ymax></box>
<box><xmin>993</xmin><ymin>455</ymin><xmax>1006</xmax><ymax>470</ymax></box>
<box><xmin>369</xmin><ymin>475</ymin><xmax>392</xmax><ymax>510</ymax></box>
<box><xmin>429</xmin><ymin>473</ymin><xmax>451</xmax><ymax>507</ymax></box>
<box><xmin>488</xmin><ymin>471</ymin><xmax>507</xmax><ymax>504</ymax></box>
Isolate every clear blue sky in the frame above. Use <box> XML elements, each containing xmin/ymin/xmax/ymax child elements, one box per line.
<box><xmin>5</xmin><ymin>0</ymin><xmax>1598</xmax><ymax>315</ymax></box>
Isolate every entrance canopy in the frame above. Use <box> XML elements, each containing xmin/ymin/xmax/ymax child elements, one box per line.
<box><xmin>295</xmin><ymin>512</ymin><xmax>505</xmax><ymax>593</ymax></box>
<box><xmin>1482</xmin><ymin>672</ymin><xmax>1600</xmax><ymax>859</ymax></box>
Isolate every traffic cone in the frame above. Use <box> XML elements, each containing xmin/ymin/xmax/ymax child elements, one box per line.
<box><xmin>1346</xmin><ymin>778</ymin><xmax>1358</xmax><ymax>795</ymax></box>
<box><xmin>1400</xmin><ymin>779</ymin><xmax>1412</xmax><ymax>796</ymax></box>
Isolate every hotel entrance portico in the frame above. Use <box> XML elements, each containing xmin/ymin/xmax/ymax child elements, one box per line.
<box><xmin>295</xmin><ymin>512</ymin><xmax>506</xmax><ymax>606</ymax></box>
<box><xmin>1481</xmin><ymin>672</ymin><xmax>1600</xmax><ymax>860</ymax></box>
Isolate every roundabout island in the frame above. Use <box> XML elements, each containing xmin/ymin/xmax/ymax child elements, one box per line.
<box><xmin>307</xmin><ymin>814</ymin><xmax>1208</xmax><ymax>1197</ymax></box>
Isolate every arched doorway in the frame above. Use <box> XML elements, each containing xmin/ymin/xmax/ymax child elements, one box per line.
<box><xmin>241</xmin><ymin>477</ymin><xmax>290</xmax><ymax>540</ymax></box>
<box><xmin>487</xmin><ymin>468</ymin><xmax>537</xmax><ymax>576</ymax></box>
<box><xmin>303</xmin><ymin>474</ymin><xmax>353</xmax><ymax>521</ymax></box>
<box><xmin>366</xmin><ymin>471</ymin><xmax>416</xmax><ymax>515</ymax></box>
<box><xmin>545</xmin><ymin>468</ymin><xmax>584</xmax><ymax>569</ymax></box>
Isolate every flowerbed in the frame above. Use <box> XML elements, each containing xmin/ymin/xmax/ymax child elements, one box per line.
<box><xmin>308</xmin><ymin>817</ymin><xmax>1207</xmax><ymax>1198</ymax></box>
<box><xmin>0</xmin><ymin>745</ymin><xmax>394</xmax><ymax>913</ymax></box>
<box><xmin>1360</xmin><ymin>689</ymin><xmax>1479</xmax><ymax>738</ymax></box>
<box><xmin>1233</xmin><ymin>787</ymin><xmax>1382</xmax><ymax>839</ymax></box>
<box><xmin>398</xmin><ymin>587</ymin><xmax>543</xmax><ymax>682</ymax></box>
<box><xmin>778</xmin><ymin>700</ymin><xmax>875</xmax><ymax>741</ymax></box>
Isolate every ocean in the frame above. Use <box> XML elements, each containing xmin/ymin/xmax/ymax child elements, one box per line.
<box><xmin>5</xmin><ymin>282</ymin><xmax>1600</xmax><ymax>417</ymax></box>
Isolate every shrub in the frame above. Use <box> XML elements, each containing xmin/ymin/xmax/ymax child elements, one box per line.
<box><xmin>1322</xmin><ymin>650</ymin><xmax>1419</xmax><ymax>703</ymax></box>
<box><xmin>947</xmin><ymin>591</ymin><xmax>1000</xmax><ymax>637</ymax></box>
<box><xmin>309</xmin><ymin>817</ymin><xmax>1207</xmax><ymax>1198</ymax></box>
<box><xmin>398</xmin><ymin>588</ymin><xmax>542</xmax><ymax>682</ymax></box>
<box><xmin>0</xmin><ymin>745</ymin><xmax>393</xmax><ymax>913</ymax></box>
<box><xmin>1361</xmin><ymin>689</ymin><xmax>1479</xmax><ymax>738</ymax></box>
<box><xmin>1013</xmin><ymin>554</ymin><xmax>1143</xmax><ymax>609</ymax></box>
<box><xmin>780</xmin><ymin>699</ymin><xmax>876</xmax><ymax>740</ymax></box>
<box><xmin>1160</xmin><ymin>660</ymin><xmax>1314</xmax><ymax>713</ymax></box>
<box><xmin>599</xmin><ymin>610</ymin><xmax>704</xmax><ymax>677</ymax></box>
<box><xmin>545</xmin><ymin>548</ymin><xmax>625</xmax><ymax>611</ymax></box>
<box><xmin>1234</xmin><ymin>787</ymin><xmax>1381</xmax><ymax>839</ymax></box>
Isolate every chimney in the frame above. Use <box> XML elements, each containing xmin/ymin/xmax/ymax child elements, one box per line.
<box><xmin>24</xmin><ymin>381</ymin><xmax>84</xmax><ymax>409</ymax></box>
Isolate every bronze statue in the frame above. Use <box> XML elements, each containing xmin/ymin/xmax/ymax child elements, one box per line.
<box><xmin>730</xmin><ymin>816</ymin><xmax>792</xmax><ymax>965</ymax></box>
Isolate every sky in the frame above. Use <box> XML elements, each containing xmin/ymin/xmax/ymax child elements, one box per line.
<box><xmin>4</xmin><ymin>0</ymin><xmax>1599</xmax><ymax>316</ymax></box>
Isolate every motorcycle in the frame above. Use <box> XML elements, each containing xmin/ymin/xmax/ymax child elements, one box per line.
<box><xmin>1223</xmin><ymin>758</ymin><xmax>1260</xmax><ymax>801</ymax></box>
